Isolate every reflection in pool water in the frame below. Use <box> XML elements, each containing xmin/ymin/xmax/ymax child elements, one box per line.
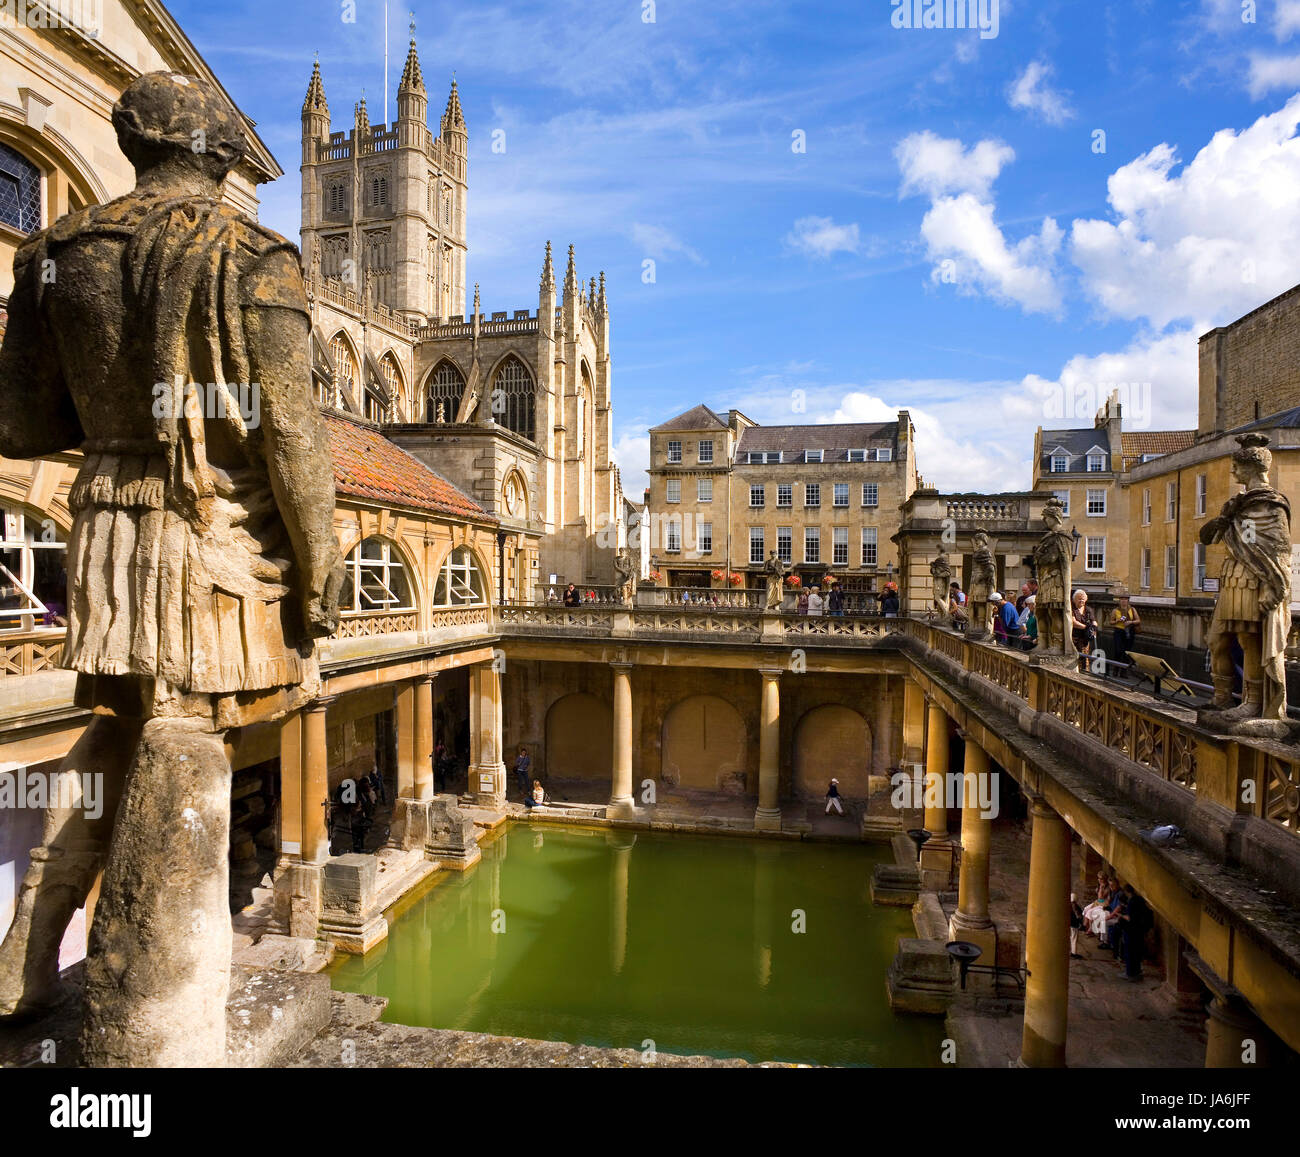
<box><xmin>329</xmin><ymin>825</ymin><xmax>943</xmax><ymax>1067</ymax></box>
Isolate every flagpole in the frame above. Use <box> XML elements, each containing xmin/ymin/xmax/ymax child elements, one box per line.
<box><xmin>383</xmin><ymin>0</ymin><xmax>389</xmax><ymax>127</ymax></box>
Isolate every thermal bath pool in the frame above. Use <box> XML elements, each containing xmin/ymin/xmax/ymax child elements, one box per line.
<box><xmin>329</xmin><ymin>825</ymin><xmax>943</xmax><ymax>1066</ymax></box>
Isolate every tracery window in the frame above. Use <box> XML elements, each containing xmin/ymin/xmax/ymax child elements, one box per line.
<box><xmin>491</xmin><ymin>356</ymin><xmax>535</xmax><ymax>440</ymax></box>
<box><xmin>340</xmin><ymin>537</ymin><xmax>414</xmax><ymax>614</ymax></box>
<box><xmin>426</xmin><ymin>360</ymin><xmax>465</xmax><ymax>422</ymax></box>
<box><xmin>433</xmin><ymin>547</ymin><xmax>485</xmax><ymax>606</ymax></box>
<box><xmin>329</xmin><ymin>333</ymin><xmax>357</xmax><ymax>409</ymax></box>
<box><xmin>380</xmin><ymin>353</ymin><xmax>405</xmax><ymax>421</ymax></box>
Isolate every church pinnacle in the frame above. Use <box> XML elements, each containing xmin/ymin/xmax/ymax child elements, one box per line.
<box><xmin>442</xmin><ymin>76</ymin><xmax>465</xmax><ymax>128</ymax></box>
<box><xmin>354</xmin><ymin>93</ymin><xmax>369</xmax><ymax>134</ymax></box>
<box><xmin>399</xmin><ymin>21</ymin><xmax>424</xmax><ymax>92</ymax></box>
<box><xmin>563</xmin><ymin>243</ymin><xmax>578</xmax><ymax>297</ymax></box>
<box><xmin>303</xmin><ymin>56</ymin><xmax>327</xmax><ymax>113</ymax></box>
<box><xmin>541</xmin><ymin>241</ymin><xmax>555</xmax><ymax>291</ymax></box>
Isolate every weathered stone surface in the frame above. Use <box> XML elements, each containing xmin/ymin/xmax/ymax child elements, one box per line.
<box><xmin>225</xmin><ymin>967</ymin><xmax>332</xmax><ymax>1068</ymax></box>
<box><xmin>424</xmin><ymin>796</ymin><xmax>481</xmax><ymax>869</ymax></box>
<box><xmin>886</xmin><ymin>938</ymin><xmax>956</xmax><ymax>1016</ymax></box>
<box><xmin>870</xmin><ymin>863</ymin><xmax>921</xmax><ymax>907</ymax></box>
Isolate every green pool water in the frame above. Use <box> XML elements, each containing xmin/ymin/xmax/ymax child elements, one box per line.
<box><xmin>329</xmin><ymin>825</ymin><xmax>943</xmax><ymax>1067</ymax></box>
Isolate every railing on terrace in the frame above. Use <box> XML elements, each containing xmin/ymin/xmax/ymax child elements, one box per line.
<box><xmin>0</xmin><ymin>630</ymin><xmax>66</xmax><ymax>676</ymax></box>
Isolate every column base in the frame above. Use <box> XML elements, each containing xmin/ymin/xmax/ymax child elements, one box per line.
<box><xmin>469</xmin><ymin>762</ymin><xmax>507</xmax><ymax>809</ymax></box>
<box><xmin>607</xmin><ymin>797</ymin><xmax>638</xmax><ymax>821</ymax></box>
<box><xmin>319</xmin><ymin>853</ymin><xmax>389</xmax><ymax>956</ymax></box>
<box><xmin>919</xmin><ymin>838</ymin><xmax>954</xmax><ymax>890</ymax></box>
<box><xmin>272</xmin><ymin>861</ymin><xmax>324</xmax><ymax>940</ymax></box>
<box><xmin>754</xmin><ymin>806</ymin><xmax>782</xmax><ymax>832</ymax></box>
<box><xmin>389</xmin><ymin>796</ymin><xmax>431</xmax><ymax>851</ymax></box>
<box><xmin>948</xmin><ymin>913</ymin><xmax>997</xmax><ymax>963</ymax></box>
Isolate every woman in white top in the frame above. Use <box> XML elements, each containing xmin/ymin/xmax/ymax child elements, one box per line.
<box><xmin>807</xmin><ymin>588</ymin><xmax>825</xmax><ymax>616</ymax></box>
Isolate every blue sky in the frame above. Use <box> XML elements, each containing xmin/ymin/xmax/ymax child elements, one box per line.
<box><xmin>179</xmin><ymin>0</ymin><xmax>1300</xmax><ymax>495</ymax></box>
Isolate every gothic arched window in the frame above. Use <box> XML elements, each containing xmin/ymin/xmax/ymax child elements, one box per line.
<box><xmin>0</xmin><ymin>142</ymin><xmax>42</xmax><ymax>234</ymax></box>
<box><xmin>370</xmin><ymin>175</ymin><xmax>388</xmax><ymax>208</ymax></box>
<box><xmin>326</xmin><ymin>181</ymin><xmax>347</xmax><ymax>216</ymax></box>
<box><xmin>380</xmin><ymin>353</ymin><xmax>405</xmax><ymax>421</ymax></box>
<box><xmin>329</xmin><ymin>333</ymin><xmax>357</xmax><ymax>410</ymax></box>
<box><xmin>426</xmin><ymin>360</ymin><xmax>465</xmax><ymax>423</ymax></box>
<box><xmin>492</xmin><ymin>356</ymin><xmax>536</xmax><ymax>440</ymax></box>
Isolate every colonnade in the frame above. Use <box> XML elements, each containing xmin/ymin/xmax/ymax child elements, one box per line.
<box><xmin>913</xmin><ymin>683</ymin><xmax>1276</xmax><ymax>1069</ymax></box>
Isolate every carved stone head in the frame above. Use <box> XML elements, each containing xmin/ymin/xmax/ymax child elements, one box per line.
<box><xmin>112</xmin><ymin>71</ymin><xmax>247</xmax><ymax>182</ymax></box>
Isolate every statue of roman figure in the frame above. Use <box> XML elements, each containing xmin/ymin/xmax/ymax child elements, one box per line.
<box><xmin>1198</xmin><ymin>434</ymin><xmax>1295</xmax><ymax>739</ymax></box>
<box><xmin>0</xmin><ymin>72</ymin><xmax>343</xmax><ymax>1064</ymax></box>
<box><xmin>929</xmin><ymin>551</ymin><xmax>952</xmax><ymax>620</ymax></box>
<box><xmin>1032</xmin><ymin>498</ymin><xmax>1075</xmax><ymax>658</ymax></box>
<box><xmin>967</xmin><ymin>530</ymin><xmax>996</xmax><ymax>639</ymax></box>
<box><xmin>613</xmin><ymin>547</ymin><xmax>635</xmax><ymax>604</ymax></box>
<box><xmin>763</xmin><ymin>550</ymin><xmax>790</xmax><ymax>611</ymax></box>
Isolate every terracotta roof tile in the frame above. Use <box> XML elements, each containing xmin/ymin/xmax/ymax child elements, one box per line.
<box><xmin>324</xmin><ymin>412</ymin><xmax>492</xmax><ymax>522</ymax></box>
<box><xmin>1120</xmin><ymin>430</ymin><xmax>1196</xmax><ymax>464</ymax></box>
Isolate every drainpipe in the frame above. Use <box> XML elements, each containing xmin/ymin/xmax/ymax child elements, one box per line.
<box><xmin>497</xmin><ymin>529</ymin><xmax>507</xmax><ymax>605</ymax></box>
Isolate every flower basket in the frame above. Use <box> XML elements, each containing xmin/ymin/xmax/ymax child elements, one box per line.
<box><xmin>727</xmin><ymin>572</ymin><xmax>744</xmax><ymax>587</ymax></box>
<box><xmin>784</xmin><ymin>574</ymin><xmax>802</xmax><ymax>588</ymax></box>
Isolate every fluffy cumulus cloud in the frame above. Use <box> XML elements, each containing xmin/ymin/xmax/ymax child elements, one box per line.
<box><xmin>896</xmin><ymin>131</ymin><xmax>1063</xmax><ymax>314</ymax></box>
<box><xmin>1070</xmin><ymin>95</ymin><xmax>1300</xmax><ymax>328</ymax></box>
<box><xmin>1007</xmin><ymin>61</ymin><xmax>1075</xmax><ymax>126</ymax></box>
<box><xmin>784</xmin><ymin>215</ymin><xmax>861</xmax><ymax>258</ymax></box>
<box><xmin>611</xmin><ymin>423</ymin><xmax>652</xmax><ymax>501</ymax></box>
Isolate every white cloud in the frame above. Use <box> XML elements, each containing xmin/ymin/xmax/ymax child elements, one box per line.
<box><xmin>784</xmin><ymin>216</ymin><xmax>861</xmax><ymax>259</ymax></box>
<box><xmin>1246</xmin><ymin>53</ymin><xmax>1300</xmax><ymax>97</ymax></box>
<box><xmin>629</xmin><ymin>223</ymin><xmax>705</xmax><ymax>265</ymax></box>
<box><xmin>1007</xmin><ymin>61</ymin><xmax>1075</xmax><ymax>126</ymax></box>
<box><xmin>1277</xmin><ymin>0</ymin><xmax>1300</xmax><ymax>40</ymax></box>
<box><xmin>895</xmin><ymin>131</ymin><xmax>1015</xmax><ymax>199</ymax></box>
<box><xmin>1070</xmin><ymin>95</ymin><xmax>1300</xmax><ymax>328</ymax></box>
<box><xmin>611</xmin><ymin>424</ymin><xmax>652</xmax><ymax>500</ymax></box>
<box><xmin>897</xmin><ymin>132</ymin><xmax>1062</xmax><ymax>314</ymax></box>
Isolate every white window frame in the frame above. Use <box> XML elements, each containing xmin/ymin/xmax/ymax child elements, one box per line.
<box><xmin>804</xmin><ymin>449</ymin><xmax>823</xmax><ymax>464</ymax></box>
<box><xmin>804</xmin><ymin>527</ymin><xmax>820</xmax><ymax>564</ymax></box>
<box><xmin>666</xmin><ymin>520</ymin><xmax>682</xmax><ymax>553</ymax></box>
<box><xmin>1142</xmin><ymin>489</ymin><xmax>1151</xmax><ymax>526</ymax></box>
<box><xmin>698</xmin><ymin>439</ymin><xmax>714</xmax><ymax>464</ymax></box>
<box><xmin>1165</xmin><ymin>482</ymin><xmax>1177</xmax><ymax>522</ymax></box>
<box><xmin>776</xmin><ymin>526</ymin><xmax>792</xmax><ymax>564</ymax></box>
<box><xmin>875</xmin><ymin>447</ymin><xmax>892</xmax><ymax>462</ymax></box>
<box><xmin>833</xmin><ymin>483</ymin><xmax>849</xmax><ymax>508</ymax></box>
<box><xmin>697</xmin><ymin>478</ymin><xmax>713</xmax><ymax>503</ymax></box>
<box><xmin>1140</xmin><ymin>547</ymin><xmax>1151</xmax><ymax>590</ymax></box>
<box><xmin>1194</xmin><ymin>542</ymin><xmax>1207</xmax><ymax>590</ymax></box>
<box><xmin>1085</xmin><ymin>536</ymin><xmax>1106</xmax><ymax>573</ymax></box>
<box><xmin>804</xmin><ymin>483</ymin><xmax>820</xmax><ymax>508</ymax></box>
<box><xmin>699</xmin><ymin>521</ymin><xmax>713</xmax><ymax>555</ymax></box>
<box><xmin>1086</xmin><ymin>451</ymin><xmax>1106</xmax><ymax>473</ymax></box>
<box><xmin>1050</xmin><ymin>452</ymin><xmax>1069</xmax><ymax>473</ymax></box>
<box><xmin>749</xmin><ymin>527</ymin><xmax>765</xmax><ymax>565</ymax></box>
<box><xmin>1053</xmin><ymin>489</ymin><xmax>1070</xmax><ymax>517</ymax></box>
<box><xmin>749</xmin><ymin>484</ymin><xmax>765</xmax><ymax>509</ymax></box>
<box><xmin>1164</xmin><ymin>544</ymin><xmax>1176</xmax><ymax>589</ymax></box>
<box><xmin>346</xmin><ymin>536</ymin><xmax>418</xmax><ymax>613</ymax></box>
<box><xmin>665</xmin><ymin>479</ymin><xmax>681</xmax><ymax>504</ymax></box>
<box><xmin>667</xmin><ymin>440</ymin><xmax>682</xmax><ymax>464</ymax></box>
<box><xmin>431</xmin><ymin>545</ymin><xmax>483</xmax><ymax>608</ymax></box>
<box><xmin>861</xmin><ymin>527</ymin><xmax>878</xmax><ymax>567</ymax></box>
<box><xmin>776</xmin><ymin>483</ymin><xmax>793</xmax><ymax>508</ymax></box>
<box><xmin>862</xmin><ymin>483</ymin><xmax>879</xmax><ymax>508</ymax></box>
<box><xmin>1086</xmin><ymin>488</ymin><xmax>1107</xmax><ymax>517</ymax></box>
<box><xmin>847</xmin><ymin>449</ymin><xmax>866</xmax><ymax>463</ymax></box>
<box><xmin>832</xmin><ymin>527</ymin><xmax>848</xmax><ymax>566</ymax></box>
<box><xmin>1195</xmin><ymin>474</ymin><xmax>1207</xmax><ymax>517</ymax></box>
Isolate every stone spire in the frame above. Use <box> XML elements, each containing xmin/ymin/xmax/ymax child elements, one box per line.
<box><xmin>442</xmin><ymin>77</ymin><xmax>465</xmax><ymax>129</ymax></box>
<box><xmin>589</xmin><ymin>276</ymin><xmax>597</xmax><ymax>303</ymax></box>
<box><xmin>473</xmin><ymin>282</ymin><xmax>481</xmax><ymax>316</ymax></box>
<box><xmin>563</xmin><ymin>243</ymin><xmax>578</xmax><ymax>299</ymax></box>
<box><xmin>399</xmin><ymin>23</ymin><xmax>424</xmax><ymax>93</ymax></box>
<box><xmin>354</xmin><ymin>94</ymin><xmax>369</xmax><ymax>135</ymax></box>
<box><xmin>303</xmin><ymin>56</ymin><xmax>328</xmax><ymax>113</ymax></box>
<box><xmin>541</xmin><ymin>240</ymin><xmax>555</xmax><ymax>291</ymax></box>
<box><xmin>597</xmin><ymin>271</ymin><xmax>607</xmax><ymax>314</ymax></box>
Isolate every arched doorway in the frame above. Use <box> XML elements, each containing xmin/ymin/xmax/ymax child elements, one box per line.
<box><xmin>661</xmin><ymin>695</ymin><xmax>748</xmax><ymax>793</ymax></box>
<box><xmin>794</xmin><ymin>705</ymin><xmax>871</xmax><ymax>799</ymax></box>
<box><xmin>545</xmin><ymin>693</ymin><xmax>612</xmax><ymax>781</ymax></box>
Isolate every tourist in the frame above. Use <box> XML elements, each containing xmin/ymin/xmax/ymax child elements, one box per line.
<box><xmin>1118</xmin><ymin>884</ymin><xmax>1152</xmax><ymax>980</ymax></box>
<box><xmin>808</xmin><ymin>586</ymin><xmax>825</xmax><ymax>616</ymax></box>
<box><xmin>993</xmin><ymin>592</ymin><xmax>1023</xmax><ymax>647</ymax></box>
<box><xmin>532</xmin><ymin>779</ymin><xmax>545</xmax><ymax>807</ymax></box>
<box><xmin>348</xmin><ymin>799</ymin><xmax>371</xmax><ymax>854</ymax></box>
<box><xmin>1102</xmin><ymin>875</ymin><xmax>1125</xmax><ymax>953</ymax></box>
<box><xmin>797</xmin><ymin>587</ymin><xmax>810</xmax><ymax>615</ymax></box>
<box><xmin>1071</xmin><ymin>590</ymin><xmax>1097</xmax><ymax>670</ymax></box>
<box><xmin>948</xmin><ymin>582</ymin><xmax>968</xmax><ymax>624</ymax></box>
<box><xmin>513</xmin><ymin>746</ymin><xmax>532</xmax><ymax>799</ymax></box>
<box><xmin>563</xmin><ymin>583</ymin><xmax>581</xmax><ymax>607</ymax></box>
<box><xmin>368</xmin><ymin>763</ymin><xmax>386</xmax><ymax>805</ymax></box>
<box><xmin>357</xmin><ymin>774</ymin><xmax>377</xmax><ymax>819</ymax></box>
<box><xmin>828</xmin><ymin>583</ymin><xmax>845</xmax><ymax>616</ymax></box>
<box><xmin>1082</xmin><ymin>873</ymin><xmax>1112</xmax><ymax>938</ymax></box>
<box><xmin>1108</xmin><ymin>592</ymin><xmax>1142</xmax><ymax>668</ymax></box>
<box><xmin>1069</xmin><ymin>894</ymin><xmax>1084</xmax><ymax>959</ymax></box>
<box><xmin>881</xmin><ymin>587</ymin><xmax>900</xmax><ymax>617</ymax></box>
<box><xmin>825</xmin><ymin>777</ymin><xmax>844</xmax><ymax>815</ymax></box>
<box><xmin>1021</xmin><ymin>596</ymin><xmax>1038</xmax><ymax>651</ymax></box>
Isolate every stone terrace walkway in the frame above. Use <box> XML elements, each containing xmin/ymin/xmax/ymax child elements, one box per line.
<box><xmin>944</xmin><ymin>819</ymin><xmax>1207</xmax><ymax>1067</ymax></box>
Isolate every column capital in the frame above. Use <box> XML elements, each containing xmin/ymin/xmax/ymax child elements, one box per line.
<box><xmin>610</xmin><ymin>661</ymin><xmax>634</xmax><ymax>673</ymax></box>
<box><xmin>307</xmin><ymin>695</ymin><xmax>336</xmax><ymax>714</ymax></box>
<box><xmin>1028</xmin><ymin>795</ymin><xmax>1059</xmax><ymax>821</ymax></box>
<box><xmin>758</xmin><ymin>666</ymin><xmax>784</xmax><ymax>679</ymax></box>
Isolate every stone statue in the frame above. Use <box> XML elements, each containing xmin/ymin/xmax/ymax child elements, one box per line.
<box><xmin>613</xmin><ymin>547</ymin><xmax>635</xmax><ymax>604</ymax></box>
<box><xmin>1198</xmin><ymin>434</ymin><xmax>1295</xmax><ymax>739</ymax></box>
<box><xmin>929</xmin><ymin>551</ymin><xmax>952</xmax><ymax>619</ymax></box>
<box><xmin>1032</xmin><ymin>498</ymin><xmax>1075</xmax><ymax>658</ymax></box>
<box><xmin>763</xmin><ymin>550</ymin><xmax>790</xmax><ymax>611</ymax></box>
<box><xmin>310</xmin><ymin>239</ymin><xmax>322</xmax><ymax>283</ymax></box>
<box><xmin>967</xmin><ymin>530</ymin><xmax>996</xmax><ymax>639</ymax></box>
<box><xmin>0</xmin><ymin>73</ymin><xmax>343</xmax><ymax>1064</ymax></box>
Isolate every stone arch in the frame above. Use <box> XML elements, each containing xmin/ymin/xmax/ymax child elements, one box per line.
<box><xmin>327</xmin><ymin>329</ymin><xmax>361</xmax><ymax>412</ymax></box>
<box><xmin>501</xmin><ymin>468</ymin><xmax>529</xmax><ymax>521</ymax></box>
<box><xmin>430</xmin><ymin>542</ymin><xmax>490</xmax><ymax>606</ymax></box>
<box><xmin>377</xmin><ymin>350</ymin><xmax>408</xmax><ymax>421</ymax></box>
<box><xmin>340</xmin><ymin>534</ymin><xmax>420</xmax><ymax>615</ymax></box>
<box><xmin>545</xmin><ymin>692</ymin><xmax>612</xmax><ymax>781</ymax></box>
<box><xmin>793</xmin><ymin>704</ymin><xmax>871</xmax><ymax>799</ymax></box>
<box><xmin>660</xmin><ymin>694</ymin><xmax>749</xmax><ymax>793</ymax></box>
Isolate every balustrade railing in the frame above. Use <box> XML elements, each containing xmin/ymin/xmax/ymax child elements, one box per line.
<box><xmin>0</xmin><ymin>630</ymin><xmax>66</xmax><ymax>676</ymax></box>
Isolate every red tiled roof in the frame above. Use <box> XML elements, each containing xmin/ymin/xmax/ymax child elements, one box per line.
<box><xmin>324</xmin><ymin>412</ymin><xmax>492</xmax><ymax>522</ymax></box>
<box><xmin>1120</xmin><ymin>430</ymin><xmax>1196</xmax><ymax>465</ymax></box>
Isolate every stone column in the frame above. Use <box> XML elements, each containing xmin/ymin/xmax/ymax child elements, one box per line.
<box><xmin>608</xmin><ymin>831</ymin><xmax>635</xmax><ymax>974</ymax></box>
<box><xmin>1205</xmin><ymin>994</ymin><xmax>1271</xmax><ymax>1068</ymax></box>
<box><xmin>609</xmin><ymin>662</ymin><xmax>635</xmax><ymax>817</ymax></box>
<box><xmin>949</xmin><ymin>734</ymin><xmax>995</xmax><ymax>959</ymax></box>
<box><xmin>414</xmin><ymin>674</ymin><xmax>435</xmax><ymax>801</ymax></box>
<box><xmin>923</xmin><ymin>698</ymin><xmax>949</xmax><ymax>840</ymax></box>
<box><xmin>754</xmin><ymin>667</ymin><xmax>782</xmax><ymax>831</ymax></box>
<box><xmin>301</xmin><ymin>697</ymin><xmax>333</xmax><ymax>864</ymax></box>
<box><xmin>902</xmin><ymin>676</ymin><xmax>925</xmax><ymax>766</ymax></box>
<box><xmin>1019</xmin><ymin>796</ymin><xmax>1071</xmax><ymax>1068</ymax></box>
<box><xmin>278</xmin><ymin>709</ymin><xmax>304</xmax><ymax>862</ymax></box>
<box><xmin>469</xmin><ymin>663</ymin><xmax>506</xmax><ymax>807</ymax></box>
<box><xmin>394</xmin><ymin>680</ymin><xmax>416</xmax><ymax>800</ymax></box>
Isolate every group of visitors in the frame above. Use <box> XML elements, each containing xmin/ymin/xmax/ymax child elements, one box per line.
<box><xmin>513</xmin><ymin>745</ymin><xmax>546</xmax><ymax>808</ymax></box>
<box><xmin>1077</xmin><ymin>871</ymin><xmax>1152</xmax><ymax>980</ymax></box>
<box><xmin>988</xmin><ymin>581</ymin><xmax>1039</xmax><ymax>651</ymax></box>
<box><xmin>329</xmin><ymin>766</ymin><xmax>387</xmax><ymax>855</ymax></box>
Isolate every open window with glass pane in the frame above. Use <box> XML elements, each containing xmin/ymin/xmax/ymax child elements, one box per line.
<box><xmin>341</xmin><ymin>536</ymin><xmax>415</xmax><ymax>614</ymax></box>
<box><xmin>0</xmin><ymin>506</ymin><xmax>68</xmax><ymax>630</ymax></box>
<box><xmin>434</xmin><ymin>547</ymin><xmax>486</xmax><ymax>606</ymax></box>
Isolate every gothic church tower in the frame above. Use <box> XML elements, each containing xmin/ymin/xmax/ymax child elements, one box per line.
<box><xmin>300</xmin><ymin>30</ymin><xmax>468</xmax><ymax>323</ymax></box>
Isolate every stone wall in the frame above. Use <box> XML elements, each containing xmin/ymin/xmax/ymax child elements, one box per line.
<box><xmin>1199</xmin><ymin>288</ymin><xmax>1300</xmax><ymax>435</ymax></box>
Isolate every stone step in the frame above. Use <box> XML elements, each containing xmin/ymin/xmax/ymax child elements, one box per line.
<box><xmin>226</xmin><ymin>965</ymin><xmax>333</xmax><ymax>1068</ymax></box>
